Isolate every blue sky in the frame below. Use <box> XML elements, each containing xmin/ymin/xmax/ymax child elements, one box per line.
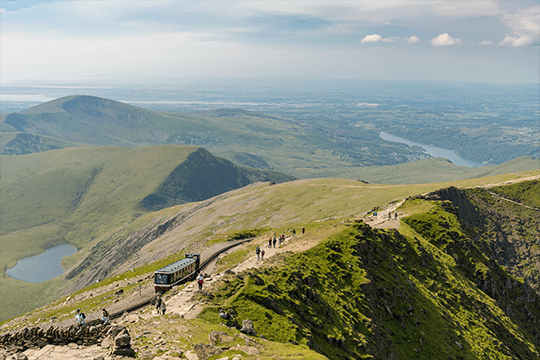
<box><xmin>1</xmin><ymin>0</ymin><xmax>538</xmax><ymax>83</ymax></box>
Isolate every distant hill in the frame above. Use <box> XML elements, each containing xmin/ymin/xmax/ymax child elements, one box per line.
<box><xmin>2</xmin><ymin>95</ymin><xmax>539</xmax><ymax>183</ymax></box>
<box><xmin>0</xmin><ymin>145</ymin><xmax>294</xmax><ymax>306</ymax></box>
<box><xmin>0</xmin><ymin>132</ymin><xmax>81</xmax><ymax>155</ymax></box>
<box><xmin>0</xmin><ymin>95</ymin><xmax>433</xmax><ymax>179</ymax></box>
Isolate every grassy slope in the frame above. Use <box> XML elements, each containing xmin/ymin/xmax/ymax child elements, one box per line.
<box><xmin>3</xmin><ymin>180</ymin><xmax>540</xmax><ymax>359</ymax></box>
<box><xmin>0</xmin><ymin>161</ymin><xmax>536</xmax><ymax>321</ymax></box>
<box><xmin>0</xmin><ymin>144</ymin><xmax>294</xmax><ymax>321</ymax></box>
<box><xmin>349</xmin><ymin>155</ymin><xmax>540</xmax><ymax>184</ymax></box>
<box><xmin>0</xmin><ymin>132</ymin><xmax>17</xmax><ymax>145</ymax></box>
<box><xmin>203</xmin><ymin>198</ymin><xmax>540</xmax><ymax>359</ymax></box>
<box><xmin>0</xmin><ymin>146</ymin><xmax>197</xmax><ymax>320</ymax></box>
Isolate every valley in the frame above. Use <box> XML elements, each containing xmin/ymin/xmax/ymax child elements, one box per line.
<box><xmin>0</xmin><ymin>85</ymin><xmax>538</xmax><ymax>359</ymax></box>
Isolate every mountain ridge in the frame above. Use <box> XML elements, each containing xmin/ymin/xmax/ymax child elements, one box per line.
<box><xmin>2</xmin><ymin>178</ymin><xmax>540</xmax><ymax>359</ymax></box>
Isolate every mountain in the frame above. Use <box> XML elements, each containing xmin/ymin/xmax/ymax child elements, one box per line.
<box><xmin>1</xmin><ymin>177</ymin><xmax>540</xmax><ymax>359</ymax></box>
<box><xmin>10</xmin><ymin>95</ymin><xmax>536</xmax><ymax>182</ymax></box>
<box><xmin>0</xmin><ymin>145</ymin><xmax>294</xmax><ymax>320</ymax></box>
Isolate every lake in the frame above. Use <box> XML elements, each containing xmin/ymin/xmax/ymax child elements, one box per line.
<box><xmin>379</xmin><ymin>132</ymin><xmax>483</xmax><ymax>168</ymax></box>
<box><xmin>6</xmin><ymin>244</ymin><xmax>77</xmax><ymax>283</ymax></box>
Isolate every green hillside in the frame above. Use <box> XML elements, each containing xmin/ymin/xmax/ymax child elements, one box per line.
<box><xmin>207</xmin><ymin>218</ymin><xmax>540</xmax><ymax>359</ymax></box>
<box><xmin>2</xmin><ymin>178</ymin><xmax>540</xmax><ymax>359</ymax></box>
<box><xmin>0</xmin><ymin>145</ymin><xmax>296</xmax><ymax>320</ymax></box>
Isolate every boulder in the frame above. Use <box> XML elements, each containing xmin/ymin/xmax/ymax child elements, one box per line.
<box><xmin>193</xmin><ymin>343</ymin><xmax>222</xmax><ymax>360</ymax></box>
<box><xmin>208</xmin><ymin>331</ymin><xmax>235</xmax><ymax>346</ymax></box>
<box><xmin>230</xmin><ymin>345</ymin><xmax>259</xmax><ymax>355</ymax></box>
<box><xmin>115</xmin><ymin>332</ymin><xmax>131</xmax><ymax>348</ymax></box>
<box><xmin>106</xmin><ymin>325</ymin><xmax>125</xmax><ymax>338</ymax></box>
<box><xmin>240</xmin><ymin>319</ymin><xmax>256</xmax><ymax>336</ymax></box>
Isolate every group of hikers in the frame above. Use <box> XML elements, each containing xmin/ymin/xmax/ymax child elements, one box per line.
<box><xmin>372</xmin><ymin>211</ymin><xmax>398</xmax><ymax>219</ymax></box>
<box><xmin>256</xmin><ymin>228</ymin><xmax>306</xmax><ymax>260</ymax></box>
<box><xmin>155</xmin><ymin>296</ymin><xmax>167</xmax><ymax>315</ymax></box>
<box><xmin>75</xmin><ymin>308</ymin><xmax>109</xmax><ymax>326</ymax></box>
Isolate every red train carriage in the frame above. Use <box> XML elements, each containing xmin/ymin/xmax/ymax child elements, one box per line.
<box><xmin>154</xmin><ymin>253</ymin><xmax>200</xmax><ymax>293</ymax></box>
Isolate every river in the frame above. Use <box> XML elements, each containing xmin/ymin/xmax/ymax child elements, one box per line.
<box><xmin>6</xmin><ymin>244</ymin><xmax>77</xmax><ymax>283</ymax></box>
<box><xmin>379</xmin><ymin>132</ymin><xmax>483</xmax><ymax>168</ymax></box>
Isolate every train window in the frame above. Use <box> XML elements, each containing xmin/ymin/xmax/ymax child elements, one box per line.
<box><xmin>155</xmin><ymin>273</ymin><xmax>168</xmax><ymax>284</ymax></box>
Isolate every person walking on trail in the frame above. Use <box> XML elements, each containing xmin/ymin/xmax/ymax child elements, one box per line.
<box><xmin>255</xmin><ymin>246</ymin><xmax>261</xmax><ymax>260</ymax></box>
<box><xmin>395</xmin><ymin>212</ymin><xmax>398</xmax><ymax>219</ymax></box>
<box><xmin>268</xmin><ymin>237</ymin><xmax>272</xmax><ymax>248</ymax></box>
<box><xmin>272</xmin><ymin>236</ymin><xmax>277</xmax><ymax>248</ymax></box>
<box><xmin>101</xmin><ymin>309</ymin><xmax>109</xmax><ymax>325</ymax></box>
<box><xmin>302</xmin><ymin>227</ymin><xmax>305</xmax><ymax>234</ymax></box>
<box><xmin>388</xmin><ymin>212</ymin><xmax>391</xmax><ymax>219</ymax></box>
<box><xmin>161</xmin><ymin>301</ymin><xmax>167</xmax><ymax>315</ymax></box>
<box><xmin>197</xmin><ymin>273</ymin><xmax>204</xmax><ymax>290</ymax></box>
<box><xmin>156</xmin><ymin>296</ymin><xmax>162</xmax><ymax>314</ymax></box>
<box><xmin>75</xmin><ymin>309</ymin><xmax>85</xmax><ymax>326</ymax></box>
<box><xmin>261</xmin><ymin>249</ymin><xmax>265</xmax><ymax>260</ymax></box>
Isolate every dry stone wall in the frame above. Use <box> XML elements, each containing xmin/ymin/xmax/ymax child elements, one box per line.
<box><xmin>0</xmin><ymin>324</ymin><xmax>132</xmax><ymax>357</ymax></box>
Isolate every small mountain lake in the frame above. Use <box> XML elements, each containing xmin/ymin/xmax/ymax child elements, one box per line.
<box><xmin>379</xmin><ymin>132</ymin><xmax>483</xmax><ymax>168</ymax></box>
<box><xmin>6</xmin><ymin>244</ymin><xmax>77</xmax><ymax>283</ymax></box>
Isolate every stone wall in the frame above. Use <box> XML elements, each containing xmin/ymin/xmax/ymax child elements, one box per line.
<box><xmin>0</xmin><ymin>324</ymin><xmax>132</xmax><ymax>357</ymax></box>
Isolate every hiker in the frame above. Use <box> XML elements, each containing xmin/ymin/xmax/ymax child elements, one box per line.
<box><xmin>161</xmin><ymin>301</ymin><xmax>167</xmax><ymax>315</ymax></box>
<box><xmin>272</xmin><ymin>236</ymin><xmax>277</xmax><ymax>248</ymax></box>
<box><xmin>268</xmin><ymin>237</ymin><xmax>272</xmax><ymax>248</ymax></box>
<box><xmin>198</xmin><ymin>273</ymin><xmax>204</xmax><ymax>290</ymax></box>
<box><xmin>292</xmin><ymin>229</ymin><xmax>296</xmax><ymax>236</ymax></box>
<box><xmin>255</xmin><ymin>246</ymin><xmax>260</xmax><ymax>260</ymax></box>
<box><xmin>301</xmin><ymin>227</ymin><xmax>305</xmax><ymax>234</ymax></box>
<box><xmin>395</xmin><ymin>212</ymin><xmax>398</xmax><ymax>219</ymax></box>
<box><xmin>261</xmin><ymin>248</ymin><xmax>265</xmax><ymax>260</ymax></box>
<box><xmin>156</xmin><ymin>296</ymin><xmax>163</xmax><ymax>314</ymax></box>
<box><xmin>101</xmin><ymin>309</ymin><xmax>109</xmax><ymax>325</ymax></box>
<box><xmin>373</xmin><ymin>211</ymin><xmax>377</xmax><ymax>217</ymax></box>
<box><xmin>219</xmin><ymin>308</ymin><xmax>232</xmax><ymax>320</ymax></box>
<box><xmin>75</xmin><ymin>309</ymin><xmax>85</xmax><ymax>326</ymax></box>
<box><xmin>388</xmin><ymin>212</ymin><xmax>391</xmax><ymax>219</ymax></box>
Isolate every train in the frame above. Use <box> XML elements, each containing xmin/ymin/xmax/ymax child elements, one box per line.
<box><xmin>154</xmin><ymin>253</ymin><xmax>200</xmax><ymax>293</ymax></box>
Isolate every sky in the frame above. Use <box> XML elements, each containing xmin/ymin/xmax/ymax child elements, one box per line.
<box><xmin>0</xmin><ymin>0</ymin><xmax>539</xmax><ymax>84</ymax></box>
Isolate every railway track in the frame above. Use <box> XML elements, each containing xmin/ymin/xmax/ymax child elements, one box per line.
<box><xmin>85</xmin><ymin>237</ymin><xmax>253</xmax><ymax>326</ymax></box>
<box><xmin>14</xmin><ymin>238</ymin><xmax>254</xmax><ymax>331</ymax></box>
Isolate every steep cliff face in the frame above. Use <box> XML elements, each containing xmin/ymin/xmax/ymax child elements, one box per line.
<box><xmin>428</xmin><ymin>182</ymin><xmax>540</xmax><ymax>295</ymax></box>
<box><xmin>205</xmin><ymin>216</ymin><xmax>540</xmax><ymax>359</ymax></box>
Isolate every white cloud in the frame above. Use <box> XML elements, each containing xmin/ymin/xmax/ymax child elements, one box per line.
<box><xmin>498</xmin><ymin>34</ymin><xmax>533</xmax><ymax>47</ymax></box>
<box><xmin>480</xmin><ymin>40</ymin><xmax>493</xmax><ymax>45</ymax></box>
<box><xmin>406</xmin><ymin>36</ymin><xmax>420</xmax><ymax>44</ymax></box>
<box><xmin>431</xmin><ymin>33</ymin><xmax>462</xmax><ymax>46</ymax></box>
<box><xmin>361</xmin><ymin>34</ymin><xmax>394</xmax><ymax>43</ymax></box>
<box><xmin>498</xmin><ymin>6</ymin><xmax>539</xmax><ymax>47</ymax></box>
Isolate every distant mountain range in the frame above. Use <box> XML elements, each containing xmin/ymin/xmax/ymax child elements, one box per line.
<box><xmin>2</xmin><ymin>95</ymin><xmax>539</xmax><ymax>183</ymax></box>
